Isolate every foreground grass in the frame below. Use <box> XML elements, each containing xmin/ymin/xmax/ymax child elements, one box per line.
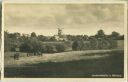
<box><xmin>4</xmin><ymin>50</ymin><xmax>124</xmax><ymax>78</ymax></box>
<box><xmin>5</xmin><ymin>49</ymin><xmax>122</xmax><ymax>67</ymax></box>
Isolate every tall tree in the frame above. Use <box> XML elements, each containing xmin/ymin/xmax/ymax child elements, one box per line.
<box><xmin>31</xmin><ymin>32</ymin><xmax>37</xmax><ymax>37</ymax></box>
<box><xmin>111</xmin><ymin>31</ymin><xmax>120</xmax><ymax>40</ymax></box>
<box><xmin>95</xmin><ymin>29</ymin><xmax>105</xmax><ymax>38</ymax></box>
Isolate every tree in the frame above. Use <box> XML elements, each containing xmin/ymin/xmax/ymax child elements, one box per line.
<box><xmin>20</xmin><ymin>39</ymin><xmax>33</xmax><ymax>53</ymax></box>
<box><xmin>118</xmin><ymin>35</ymin><xmax>124</xmax><ymax>40</ymax></box>
<box><xmin>31</xmin><ymin>32</ymin><xmax>37</xmax><ymax>37</ymax></box>
<box><xmin>38</xmin><ymin>35</ymin><xmax>49</xmax><ymax>41</ymax></box>
<box><xmin>72</xmin><ymin>40</ymin><xmax>79</xmax><ymax>51</ymax></box>
<box><xmin>4</xmin><ymin>31</ymin><xmax>21</xmax><ymax>52</ymax></box>
<box><xmin>40</xmin><ymin>44</ymin><xmax>47</xmax><ymax>53</ymax></box>
<box><xmin>55</xmin><ymin>44</ymin><xmax>66</xmax><ymax>52</ymax></box>
<box><xmin>90</xmin><ymin>37</ymin><xmax>98</xmax><ymax>49</ymax></box>
<box><xmin>20</xmin><ymin>34</ymin><xmax>29</xmax><ymax>41</ymax></box>
<box><xmin>45</xmin><ymin>45</ymin><xmax>56</xmax><ymax>53</ymax></box>
<box><xmin>4</xmin><ymin>31</ymin><xmax>11</xmax><ymax>51</ymax></box>
<box><xmin>49</xmin><ymin>36</ymin><xmax>56</xmax><ymax>41</ymax></box>
<box><xmin>95</xmin><ymin>29</ymin><xmax>105</xmax><ymax>38</ymax></box>
<box><xmin>111</xmin><ymin>31</ymin><xmax>120</xmax><ymax>40</ymax></box>
<box><xmin>13</xmin><ymin>33</ymin><xmax>21</xmax><ymax>39</ymax></box>
<box><xmin>83</xmin><ymin>35</ymin><xmax>89</xmax><ymax>41</ymax></box>
<box><xmin>72</xmin><ymin>40</ymin><xmax>84</xmax><ymax>51</ymax></box>
<box><xmin>20</xmin><ymin>37</ymin><xmax>42</xmax><ymax>55</ymax></box>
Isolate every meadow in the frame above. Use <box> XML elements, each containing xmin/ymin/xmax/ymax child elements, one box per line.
<box><xmin>4</xmin><ymin>49</ymin><xmax>124</xmax><ymax>78</ymax></box>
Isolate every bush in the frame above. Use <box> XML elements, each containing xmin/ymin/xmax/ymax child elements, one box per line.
<box><xmin>72</xmin><ymin>40</ymin><xmax>79</xmax><ymax>51</ymax></box>
<box><xmin>82</xmin><ymin>42</ymin><xmax>91</xmax><ymax>50</ymax></box>
<box><xmin>20</xmin><ymin>41</ymin><xmax>33</xmax><ymax>53</ymax></box>
<box><xmin>45</xmin><ymin>45</ymin><xmax>56</xmax><ymax>53</ymax></box>
<box><xmin>55</xmin><ymin>44</ymin><xmax>66</xmax><ymax>52</ymax></box>
<box><xmin>40</xmin><ymin>45</ymin><xmax>47</xmax><ymax>53</ymax></box>
<box><xmin>90</xmin><ymin>38</ymin><xmax>98</xmax><ymax>49</ymax></box>
<box><xmin>72</xmin><ymin>38</ymin><xmax>118</xmax><ymax>50</ymax></box>
<box><xmin>107</xmin><ymin>39</ymin><xmax>117</xmax><ymax>49</ymax></box>
<box><xmin>72</xmin><ymin>40</ymin><xmax>84</xmax><ymax>51</ymax></box>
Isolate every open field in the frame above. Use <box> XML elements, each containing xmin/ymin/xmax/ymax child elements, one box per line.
<box><xmin>4</xmin><ymin>49</ymin><xmax>124</xmax><ymax>78</ymax></box>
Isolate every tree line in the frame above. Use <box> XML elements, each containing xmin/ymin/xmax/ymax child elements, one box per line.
<box><xmin>4</xmin><ymin>29</ymin><xmax>124</xmax><ymax>54</ymax></box>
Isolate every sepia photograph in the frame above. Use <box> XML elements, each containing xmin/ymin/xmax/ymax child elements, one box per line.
<box><xmin>4</xmin><ymin>3</ymin><xmax>126</xmax><ymax>78</ymax></box>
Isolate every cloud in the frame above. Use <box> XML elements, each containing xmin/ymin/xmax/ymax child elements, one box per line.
<box><xmin>4</xmin><ymin>4</ymin><xmax>124</xmax><ymax>35</ymax></box>
<box><xmin>65</xmin><ymin>4</ymin><xmax>124</xmax><ymax>23</ymax></box>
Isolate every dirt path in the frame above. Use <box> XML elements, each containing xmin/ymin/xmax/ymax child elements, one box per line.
<box><xmin>5</xmin><ymin>50</ymin><xmax>114</xmax><ymax>67</ymax></box>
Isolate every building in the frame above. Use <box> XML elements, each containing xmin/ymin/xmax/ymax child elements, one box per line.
<box><xmin>54</xmin><ymin>28</ymin><xmax>67</xmax><ymax>41</ymax></box>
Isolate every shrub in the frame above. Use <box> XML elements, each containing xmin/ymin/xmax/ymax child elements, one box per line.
<box><xmin>45</xmin><ymin>45</ymin><xmax>56</xmax><ymax>53</ymax></box>
<box><xmin>89</xmin><ymin>38</ymin><xmax>98</xmax><ymax>49</ymax></box>
<box><xmin>55</xmin><ymin>44</ymin><xmax>66</xmax><ymax>52</ymax></box>
<box><xmin>40</xmin><ymin>45</ymin><xmax>47</xmax><ymax>53</ymax></box>
<box><xmin>108</xmin><ymin>39</ymin><xmax>117</xmax><ymax>49</ymax></box>
<box><xmin>82</xmin><ymin>42</ymin><xmax>91</xmax><ymax>50</ymax></box>
<box><xmin>20</xmin><ymin>41</ymin><xmax>33</xmax><ymax>53</ymax></box>
<box><xmin>72</xmin><ymin>40</ymin><xmax>84</xmax><ymax>51</ymax></box>
<box><xmin>72</xmin><ymin>40</ymin><xmax>79</xmax><ymax>51</ymax></box>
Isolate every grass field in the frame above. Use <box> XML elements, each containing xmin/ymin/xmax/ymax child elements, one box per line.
<box><xmin>4</xmin><ymin>49</ymin><xmax>124</xmax><ymax>78</ymax></box>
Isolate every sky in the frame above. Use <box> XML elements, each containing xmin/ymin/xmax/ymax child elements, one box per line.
<box><xmin>4</xmin><ymin>3</ymin><xmax>125</xmax><ymax>36</ymax></box>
